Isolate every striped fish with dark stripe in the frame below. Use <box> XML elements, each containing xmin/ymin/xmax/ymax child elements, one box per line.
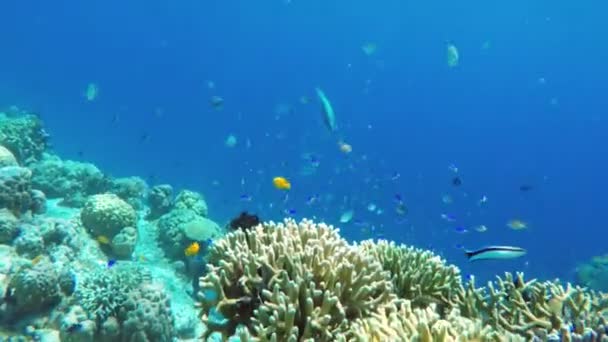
<box><xmin>465</xmin><ymin>246</ymin><xmax>526</xmax><ymax>261</ymax></box>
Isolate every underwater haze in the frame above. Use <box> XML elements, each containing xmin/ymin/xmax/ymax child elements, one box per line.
<box><xmin>2</xmin><ymin>0</ymin><xmax>607</xmax><ymax>285</ymax></box>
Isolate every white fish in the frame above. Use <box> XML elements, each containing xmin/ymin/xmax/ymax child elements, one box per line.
<box><xmin>339</xmin><ymin>210</ymin><xmax>354</xmax><ymax>223</ymax></box>
<box><xmin>465</xmin><ymin>246</ymin><xmax>526</xmax><ymax>261</ymax></box>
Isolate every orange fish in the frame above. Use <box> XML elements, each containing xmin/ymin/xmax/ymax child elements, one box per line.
<box><xmin>273</xmin><ymin>176</ymin><xmax>291</xmax><ymax>190</ymax></box>
<box><xmin>184</xmin><ymin>242</ymin><xmax>200</xmax><ymax>257</ymax></box>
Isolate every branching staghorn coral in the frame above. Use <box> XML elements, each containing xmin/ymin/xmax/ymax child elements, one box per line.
<box><xmin>197</xmin><ymin>219</ymin><xmax>395</xmax><ymax>341</ymax></box>
<box><xmin>348</xmin><ymin>299</ymin><xmax>511</xmax><ymax>342</ymax></box>
<box><xmin>357</xmin><ymin>239</ymin><xmax>462</xmax><ymax>309</ymax></box>
<box><xmin>457</xmin><ymin>272</ymin><xmax>608</xmax><ymax>340</ymax></box>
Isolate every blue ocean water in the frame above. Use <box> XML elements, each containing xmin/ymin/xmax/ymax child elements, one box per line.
<box><xmin>1</xmin><ymin>0</ymin><xmax>606</xmax><ymax>284</ymax></box>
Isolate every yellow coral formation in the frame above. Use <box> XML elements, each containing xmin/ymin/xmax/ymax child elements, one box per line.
<box><xmin>358</xmin><ymin>239</ymin><xmax>462</xmax><ymax>308</ymax></box>
<box><xmin>198</xmin><ymin>219</ymin><xmax>395</xmax><ymax>341</ymax></box>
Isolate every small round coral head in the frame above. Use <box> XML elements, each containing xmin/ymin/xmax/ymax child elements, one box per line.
<box><xmin>184</xmin><ymin>241</ymin><xmax>200</xmax><ymax>257</ymax></box>
<box><xmin>506</xmin><ymin>219</ymin><xmax>528</xmax><ymax>230</ymax></box>
<box><xmin>273</xmin><ymin>176</ymin><xmax>291</xmax><ymax>190</ymax></box>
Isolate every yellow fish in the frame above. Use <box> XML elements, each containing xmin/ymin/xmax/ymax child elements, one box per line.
<box><xmin>273</xmin><ymin>176</ymin><xmax>291</xmax><ymax>190</ymax></box>
<box><xmin>31</xmin><ymin>255</ymin><xmax>44</xmax><ymax>265</ymax></box>
<box><xmin>96</xmin><ymin>235</ymin><xmax>110</xmax><ymax>244</ymax></box>
<box><xmin>507</xmin><ymin>219</ymin><xmax>528</xmax><ymax>230</ymax></box>
<box><xmin>184</xmin><ymin>242</ymin><xmax>200</xmax><ymax>257</ymax></box>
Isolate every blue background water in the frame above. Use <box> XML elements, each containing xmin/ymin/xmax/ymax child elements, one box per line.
<box><xmin>1</xmin><ymin>0</ymin><xmax>606</xmax><ymax>283</ymax></box>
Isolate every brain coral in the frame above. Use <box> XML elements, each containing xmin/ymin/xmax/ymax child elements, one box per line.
<box><xmin>0</xmin><ymin>113</ymin><xmax>49</xmax><ymax>163</ymax></box>
<box><xmin>0</xmin><ymin>145</ymin><xmax>18</xmax><ymax>167</ymax></box>
<box><xmin>81</xmin><ymin>193</ymin><xmax>137</xmax><ymax>238</ymax></box>
<box><xmin>198</xmin><ymin>218</ymin><xmax>395</xmax><ymax>341</ymax></box>
<box><xmin>121</xmin><ymin>283</ymin><xmax>175</xmax><ymax>341</ymax></box>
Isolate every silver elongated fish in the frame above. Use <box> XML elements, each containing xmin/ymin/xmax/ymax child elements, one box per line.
<box><xmin>315</xmin><ymin>87</ymin><xmax>337</xmax><ymax>132</ymax></box>
<box><xmin>465</xmin><ymin>246</ymin><xmax>526</xmax><ymax>261</ymax></box>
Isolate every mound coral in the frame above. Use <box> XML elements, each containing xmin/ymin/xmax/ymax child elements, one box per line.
<box><xmin>109</xmin><ymin>176</ymin><xmax>148</xmax><ymax>210</ymax></box>
<box><xmin>0</xmin><ymin>145</ymin><xmax>18</xmax><ymax>167</ymax></box>
<box><xmin>29</xmin><ymin>153</ymin><xmax>111</xmax><ymax>206</ymax></box>
<box><xmin>70</xmin><ymin>262</ymin><xmax>175</xmax><ymax>341</ymax></box>
<box><xmin>146</xmin><ymin>184</ymin><xmax>174</xmax><ymax>219</ymax></box>
<box><xmin>0</xmin><ymin>209</ymin><xmax>19</xmax><ymax>243</ymax></box>
<box><xmin>5</xmin><ymin>260</ymin><xmax>63</xmax><ymax>317</ymax></box>
<box><xmin>576</xmin><ymin>254</ymin><xmax>608</xmax><ymax>292</ymax></box>
<box><xmin>358</xmin><ymin>239</ymin><xmax>462</xmax><ymax>308</ymax></box>
<box><xmin>0</xmin><ymin>113</ymin><xmax>49</xmax><ymax>164</ymax></box>
<box><xmin>157</xmin><ymin>208</ymin><xmax>221</xmax><ymax>259</ymax></box>
<box><xmin>80</xmin><ymin>193</ymin><xmax>137</xmax><ymax>239</ymax></box>
<box><xmin>0</xmin><ymin>166</ymin><xmax>37</xmax><ymax>215</ymax></box>
<box><xmin>174</xmin><ymin>190</ymin><xmax>208</xmax><ymax>217</ymax></box>
<box><xmin>198</xmin><ymin>219</ymin><xmax>395</xmax><ymax>341</ymax></box>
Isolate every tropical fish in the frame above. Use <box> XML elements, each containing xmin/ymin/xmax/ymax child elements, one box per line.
<box><xmin>273</xmin><ymin>176</ymin><xmax>291</xmax><ymax>190</ymax></box>
<box><xmin>210</xmin><ymin>95</ymin><xmax>224</xmax><ymax>109</ymax></box>
<box><xmin>31</xmin><ymin>255</ymin><xmax>44</xmax><ymax>265</ymax></box>
<box><xmin>473</xmin><ymin>225</ymin><xmax>488</xmax><ymax>233</ymax></box>
<box><xmin>339</xmin><ymin>210</ymin><xmax>354</xmax><ymax>223</ymax></box>
<box><xmin>338</xmin><ymin>141</ymin><xmax>352</xmax><ymax>154</ymax></box>
<box><xmin>507</xmin><ymin>219</ymin><xmax>528</xmax><ymax>230</ymax></box>
<box><xmin>84</xmin><ymin>83</ymin><xmax>99</xmax><ymax>101</ymax></box>
<box><xmin>315</xmin><ymin>87</ymin><xmax>337</xmax><ymax>132</ymax></box>
<box><xmin>361</xmin><ymin>42</ymin><xmax>377</xmax><ymax>56</ymax></box>
<box><xmin>465</xmin><ymin>246</ymin><xmax>527</xmax><ymax>261</ymax></box>
<box><xmin>184</xmin><ymin>242</ymin><xmax>200</xmax><ymax>257</ymax></box>
<box><xmin>107</xmin><ymin>259</ymin><xmax>117</xmax><ymax>268</ymax></box>
<box><xmin>446</xmin><ymin>43</ymin><xmax>459</xmax><ymax>67</ymax></box>
<box><xmin>96</xmin><ymin>235</ymin><xmax>110</xmax><ymax>244</ymax></box>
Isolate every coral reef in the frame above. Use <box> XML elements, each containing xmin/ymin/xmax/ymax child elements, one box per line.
<box><xmin>29</xmin><ymin>153</ymin><xmax>111</xmax><ymax>207</ymax></box>
<box><xmin>156</xmin><ymin>208</ymin><xmax>221</xmax><ymax>260</ymax></box>
<box><xmin>174</xmin><ymin>190</ymin><xmax>208</xmax><ymax>217</ymax></box>
<box><xmin>198</xmin><ymin>219</ymin><xmax>395</xmax><ymax>340</ymax></box>
<box><xmin>67</xmin><ymin>262</ymin><xmax>175</xmax><ymax>341</ymax></box>
<box><xmin>576</xmin><ymin>254</ymin><xmax>608</xmax><ymax>292</ymax></box>
<box><xmin>0</xmin><ymin>209</ymin><xmax>19</xmax><ymax>244</ymax></box>
<box><xmin>80</xmin><ymin>193</ymin><xmax>137</xmax><ymax>239</ymax></box>
<box><xmin>358</xmin><ymin>239</ymin><xmax>462</xmax><ymax>308</ymax></box>
<box><xmin>146</xmin><ymin>184</ymin><xmax>174</xmax><ymax>219</ymax></box>
<box><xmin>0</xmin><ymin>113</ymin><xmax>49</xmax><ymax>164</ymax></box>
<box><xmin>109</xmin><ymin>176</ymin><xmax>148</xmax><ymax>210</ymax></box>
<box><xmin>0</xmin><ymin>145</ymin><xmax>18</xmax><ymax>167</ymax></box>
<box><xmin>0</xmin><ymin>165</ymin><xmax>45</xmax><ymax>215</ymax></box>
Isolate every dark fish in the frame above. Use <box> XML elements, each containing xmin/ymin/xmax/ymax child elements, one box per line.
<box><xmin>107</xmin><ymin>259</ymin><xmax>116</xmax><ymax>268</ymax></box>
<box><xmin>519</xmin><ymin>184</ymin><xmax>533</xmax><ymax>192</ymax></box>
<box><xmin>210</xmin><ymin>96</ymin><xmax>224</xmax><ymax>109</ymax></box>
<box><xmin>452</xmin><ymin>177</ymin><xmax>462</xmax><ymax>186</ymax></box>
<box><xmin>139</xmin><ymin>132</ymin><xmax>150</xmax><ymax>143</ymax></box>
<box><xmin>465</xmin><ymin>246</ymin><xmax>526</xmax><ymax>261</ymax></box>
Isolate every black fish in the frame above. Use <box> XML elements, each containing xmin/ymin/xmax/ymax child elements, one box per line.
<box><xmin>452</xmin><ymin>177</ymin><xmax>462</xmax><ymax>186</ymax></box>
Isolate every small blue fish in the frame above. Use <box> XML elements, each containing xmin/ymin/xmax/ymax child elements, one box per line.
<box><xmin>465</xmin><ymin>246</ymin><xmax>527</xmax><ymax>261</ymax></box>
<box><xmin>454</xmin><ymin>226</ymin><xmax>468</xmax><ymax>233</ymax></box>
<box><xmin>284</xmin><ymin>208</ymin><xmax>297</xmax><ymax>216</ymax></box>
<box><xmin>239</xmin><ymin>194</ymin><xmax>253</xmax><ymax>201</ymax></box>
<box><xmin>454</xmin><ymin>243</ymin><xmax>465</xmax><ymax>249</ymax></box>
<box><xmin>394</xmin><ymin>194</ymin><xmax>403</xmax><ymax>203</ymax></box>
<box><xmin>107</xmin><ymin>259</ymin><xmax>116</xmax><ymax>268</ymax></box>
